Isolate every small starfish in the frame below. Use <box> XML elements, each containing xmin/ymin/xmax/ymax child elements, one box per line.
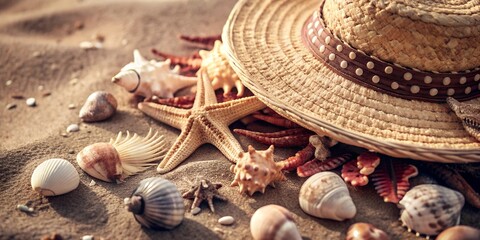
<box><xmin>138</xmin><ymin>70</ymin><xmax>266</xmax><ymax>173</ymax></box>
<box><xmin>182</xmin><ymin>179</ymin><xmax>226</xmax><ymax>212</ymax></box>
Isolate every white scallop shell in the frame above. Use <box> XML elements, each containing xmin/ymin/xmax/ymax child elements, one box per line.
<box><xmin>31</xmin><ymin>158</ymin><xmax>80</xmax><ymax>196</ymax></box>
<box><xmin>250</xmin><ymin>205</ymin><xmax>302</xmax><ymax>240</ymax></box>
<box><xmin>398</xmin><ymin>184</ymin><xmax>464</xmax><ymax>236</ymax></box>
<box><xmin>124</xmin><ymin>177</ymin><xmax>184</xmax><ymax>229</ymax></box>
<box><xmin>299</xmin><ymin>171</ymin><xmax>356</xmax><ymax>221</ymax></box>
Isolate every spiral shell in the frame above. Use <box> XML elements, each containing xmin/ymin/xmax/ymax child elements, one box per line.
<box><xmin>79</xmin><ymin>91</ymin><xmax>117</xmax><ymax>122</ymax></box>
<box><xmin>346</xmin><ymin>223</ymin><xmax>389</xmax><ymax>240</ymax></box>
<box><xmin>437</xmin><ymin>226</ymin><xmax>480</xmax><ymax>240</ymax></box>
<box><xmin>299</xmin><ymin>171</ymin><xmax>356</xmax><ymax>221</ymax></box>
<box><xmin>124</xmin><ymin>177</ymin><xmax>185</xmax><ymax>229</ymax></box>
<box><xmin>250</xmin><ymin>205</ymin><xmax>302</xmax><ymax>240</ymax></box>
<box><xmin>31</xmin><ymin>158</ymin><xmax>80</xmax><ymax>196</ymax></box>
<box><xmin>398</xmin><ymin>184</ymin><xmax>464</xmax><ymax>237</ymax></box>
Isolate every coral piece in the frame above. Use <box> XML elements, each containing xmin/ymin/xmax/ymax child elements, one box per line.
<box><xmin>230</xmin><ymin>145</ymin><xmax>286</xmax><ymax>196</ymax></box>
<box><xmin>346</xmin><ymin>223</ymin><xmax>390</xmax><ymax>240</ymax></box>
<box><xmin>447</xmin><ymin>97</ymin><xmax>480</xmax><ymax>141</ymax></box>
<box><xmin>112</xmin><ymin>49</ymin><xmax>198</xmax><ymax>99</ymax></box>
<box><xmin>199</xmin><ymin>40</ymin><xmax>245</xmax><ymax>96</ymax></box>
<box><xmin>151</xmin><ymin>48</ymin><xmax>202</xmax><ymax>77</ymax></box>
<box><xmin>371</xmin><ymin>161</ymin><xmax>418</xmax><ymax>204</ymax></box>
<box><xmin>252</xmin><ymin>114</ymin><xmax>300</xmax><ymax>128</ymax></box>
<box><xmin>180</xmin><ymin>34</ymin><xmax>221</xmax><ymax>47</ymax></box>
<box><xmin>309</xmin><ymin>135</ymin><xmax>338</xmax><ymax>161</ymax></box>
<box><xmin>341</xmin><ymin>159</ymin><xmax>369</xmax><ymax>186</ymax></box>
<box><xmin>153</xmin><ymin>94</ymin><xmax>196</xmax><ymax>109</ymax></box>
<box><xmin>138</xmin><ymin>71</ymin><xmax>266</xmax><ymax>173</ymax></box>
<box><xmin>297</xmin><ymin>153</ymin><xmax>354</xmax><ymax>177</ymax></box>
<box><xmin>277</xmin><ymin>144</ymin><xmax>315</xmax><ymax>171</ymax></box>
<box><xmin>418</xmin><ymin>162</ymin><xmax>480</xmax><ymax>208</ymax></box>
<box><xmin>233</xmin><ymin>128</ymin><xmax>313</xmax><ymax>147</ymax></box>
<box><xmin>182</xmin><ymin>179</ymin><xmax>227</xmax><ymax>212</ymax></box>
<box><xmin>357</xmin><ymin>152</ymin><xmax>381</xmax><ymax>175</ymax></box>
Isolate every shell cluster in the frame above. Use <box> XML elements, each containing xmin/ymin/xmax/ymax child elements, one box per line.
<box><xmin>250</xmin><ymin>205</ymin><xmax>302</xmax><ymax>240</ymax></box>
<box><xmin>398</xmin><ymin>184</ymin><xmax>464</xmax><ymax>237</ymax></box>
<box><xmin>79</xmin><ymin>91</ymin><xmax>117</xmax><ymax>122</ymax></box>
<box><xmin>299</xmin><ymin>171</ymin><xmax>356</xmax><ymax>221</ymax></box>
<box><xmin>31</xmin><ymin>158</ymin><xmax>80</xmax><ymax>196</ymax></box>
<box><xmin>76</xmin><ymin>129</ymin><xmax>166</xmax><ymax>182</ymax></box>
<box><xmin>230</xmin><ymin>145</ymin><xmax>286</xmax><ymax>196</ymax></box>
<box><xmin>346</xmin><ymin>223</ymin><xmax>389</xmax><ymax>240</ymax></box>
<box><xmin>124</xmin><ymin>177</ymin><xmax>185</xmax><ymax>229</ymax></box>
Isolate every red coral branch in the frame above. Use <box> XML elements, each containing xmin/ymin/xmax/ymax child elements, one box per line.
<box><xmin>297</xmin><ymin>153</ymin><xmax>354</xmax><ymax>177</ymax></box>
<box><xmin>277</xmin><ymin>144</ymin><xmax>315</xmax><ymax>171</ymax></box>
<box><xmin>151</xmin><ymin>48</ymin><xmax>202</xmax><ymax>76</ymax></box>
<box><xmin>252</xmin><ymin>114</ymin><xmax>300</xmax><ymax>128</ymax></box>
<box><xmin>357</xmin><ymin>152</ymin><xmax>381</xmax><ymax>175</ymax></box>
<box><xmin>371</xmin><ymin>161</ymin><xmax>418</xmax><ymax>204</ymax></box>
<box><xmin>341</xmin><ymin>159</ymin><xmax>369</xmax><ymax>186</ymax></box>
<box><xmin>233</xmin><ymin>129</ymin><xmax>311</xmax><ymax>147</ymax></box>
<box><xmin>261</xmin><ymin>107</ymin><xmax>283</xmax><ymax>118</ymax></box>
<box><xmin>152</xmin><ymin>95</ymin><xmax>196</xmax><ymax>109</ymax></box>
<box><xmin>180</xmin><ymin>35</ymin><xmax>221</xmax><ymax>47</ymax></box>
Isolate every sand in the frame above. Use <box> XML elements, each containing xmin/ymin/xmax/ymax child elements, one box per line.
<box><xmin>0</xmin><ymin>0</ymin><xmax>479</xmax><ymax>239</ymax></box>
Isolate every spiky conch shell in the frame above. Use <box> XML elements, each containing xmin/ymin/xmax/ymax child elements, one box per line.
<box><xmin>31</xmin><ymin>158</ymin><xmax>80</xmax><ymax>196</ymax></box>
<box><xmin>124</xmin><ymin>177</ymin><xmax>185</xmax><ymax>229</ymax></box>
<box><xmin>76</xmin><ymin>129</ymin><xmax>166</xmax><ymax>182</ymax></box>
<box><xmin>299</xmin><ymin>171</ymin><xmax>356</xmax><ymax>221</ymax></box>
<box><xmin>199</xmin><ymin>40</ymin><xmax>245</xmax><ymax>96</ymax></box>
<box><xmin>398</xmin><ymin>184</ymin><xmax>464</xmax><ymax>237</ymax></box>
<box><xmin>250</xmin><ymin>204</ymin><xmax>302</xmax><ymax>240</ymax></box>
<box><xmin>230</xmin><ymin>145</ymin><xmax>286</xmax><ymax>196</ymax></box>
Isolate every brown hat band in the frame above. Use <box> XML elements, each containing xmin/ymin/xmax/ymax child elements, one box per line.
<box><xmin>302</xmin><ymin>9</ymin><xmax>480</xmax><ymax>103</ymax></box>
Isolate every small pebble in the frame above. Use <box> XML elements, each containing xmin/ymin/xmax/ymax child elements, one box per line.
<box><xmin>42</xmin><ymin>92</ymin><xmax>51</xmax><ymax>97</ymax></box>
<box><xmin>69</xmin><ymin>78</ymin><xmax>78</xmax><ymax>85</ymax></box>
<box><xmin>11</xmin><ymin>94</ymin><xmax>24</xmax><ymax>99</ymax></box>
<box><xmin>94</xmin><ymin>33</ymin><xmax>105</xmax><ymax>42</ymax></box>
<box><xmin>80</xmin><ymin>41</ymin><xmax>103</xmax><ymax>50</ymax></box>
<box><xmin>81</xmin><ymin>235</ymin><xmax>93</xmax><ymax>240</ymax></box>
<box><xmin>218</xmin><ymin>216</ymin><xmax>235</xmax><ymax>226</ymax></box>
<box><xmin>121</xmin><ymin>39</ymin><xmax>128</xmax><ymax>46</ymax></box>
<box><xmin>6</xmin><ymin>80</ymin><xmax>12</xmax><ymax>86</ymax></box>
<box><xmin>68</xmin><ymin>149</ymin><xmax>75</xmax><ymax>154</ymax></box>
<box><xmin>32</xmin><ymin>51</ymin><xmax>41</xmax><ymax>57</ymax></box>
<box><xmin>26</xmin><ymin>98</ymin><xmax>36</xmax><ymax>107</ymax></box>
<box><xmin>74</xmin><ymin>21</ymin><xmax>84</xmax><ymax>30</ymax></box>
<box><xmin>66</xmin><ymin>124</ymin><xmax>79</xmax><ymax>133</ymax></box>
<box><xmin>191</xmin><ymin>207</ymin><xmax>201</xmax><ymax>215</ymax></box>
<box><xmin>38</xmin><ymin>85</ymin><xmax>44</xmax><ymax>91</ymax></box>
<box><xmin>40</xmin><ymin>232</ymin><xmax>63</xmax><ymax>240</ymax></box>
<box><xmin>6</xmin><ymin>103</ymin><xmax>16</xmax><ymax>110</ymax></box>
<box><xmin>68</xmin><ymin>104</ymin><xmax>76</xmax><ymax>109</ymax></box>
<box><xmin>61</xmin><ymin>133</ymin><xmax>68</xmax><ymax>137</ymax></box>
<box><xmin>213</xmin><ymin>227</ymin><xmax>225</xmax><ymax>235</ymax></box>
<box><xmin>89</xmin><ymin>180</ymin><xmax>96</xmax><ymax>186</ymax></box>
<box><xmin>17</xmin><ymin>204</ymin><xmax>34</xmax><ymax>213</ymax></box>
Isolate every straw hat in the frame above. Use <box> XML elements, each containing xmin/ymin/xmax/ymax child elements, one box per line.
<box><xmin>222</xmin><ymin>0</ymin><xmax>480</xmax><ymax>163</ymax></box>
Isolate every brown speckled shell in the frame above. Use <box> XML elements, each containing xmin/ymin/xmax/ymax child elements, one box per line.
<box><xmin>79</xmin><ymin>91</ymin><xmax>117</xmax><ymax>122</ymax></box>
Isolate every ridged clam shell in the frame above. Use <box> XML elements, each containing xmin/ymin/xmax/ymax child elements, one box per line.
<box><xmin>250</xmin><ymin>205</ymin><xmax>302</xmax><ymax>240</ymax></box>
<box><xmin>31</xmin><ymin>158</ymin><xmax>80</xmax><ymax>196</ymax></box>
<box><xmin>79</xmin><ymin>91</ymin><xmax>117</xmax><ymax>122</ymax></box>
<box><xmin>125</xmin><ymin>177</ymin><xmax>184</xmax><ymax>229</ymax></box>
<box><xmin>299</xmin><ymin>171</ymin><xmax>356</xmax><ymax>221</ymax></box>
<box><xmin>399</xmin><ymin>184</ymin><xmax>464</xmax><ymax>236</ymax></box>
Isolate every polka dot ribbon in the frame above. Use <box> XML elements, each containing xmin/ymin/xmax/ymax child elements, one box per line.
<box><xmin>302</xmin><ymin>7</ymin><xmax>480</xmax><ymax>103</ymax></box>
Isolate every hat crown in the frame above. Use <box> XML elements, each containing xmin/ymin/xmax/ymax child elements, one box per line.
<box><xmin>322</xmin><ymin>0</ymin><xmax>480</xmax><ymax>72</ymax></box>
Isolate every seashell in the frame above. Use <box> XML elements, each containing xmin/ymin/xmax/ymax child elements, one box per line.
<box><xmin>398</xmin><ymin>184</ymin><xmax>465</xmax><ymax>237</ymax></box>
<box><xmin>66</xmin><ymin>124</ymin><xmax>79</xmax><ymax>133</ymax></box>
<box><xmin>76</xmin><ymin>129</ymin><xmax>166</xmax><ymax>182</ymax></box>
<box><xmin>299</xmin><ymin>171</ymin><xmax>356</xmax><ymax>221</ymax></box>
<box><xmin>218</xmin><ymin>216</ymin><xmax>235</xmax><ymax>226</ymax></box>
<box><xmin>31</xmin><ymin>158</ymin><xmax>80</xmax><ymax>196</ymax></box>
<box><xmin>356</xmin><ymin>152</ymin><xmax>381</xmax><ymax>175</ymax></box>
<box><xmin>309</xmin><ymin>135</ymin><xmax>338</xmax><ymax>161</ymax></box>
<box><xmin>26</xmin><ymin>97</ymin><xmax>36</xmax><ymax>107</ymax></box>
<box><xmin>112</xmin><ymin>49</ymin><xmax>197</xmax><ymax>99</ymax></box>
<box><xmin>437</xmin><ymin>226</ymin><xmax>480</xmax><ymax>240</ymax></box>
<box><xmin>124</xmin><ymin>177</ymin><xmax>184</xmax><ymax>229</ymax></box>
<box><xmin>230</xmin><ymin>145</ymin><xmax>286</xmax><ymax>196</ymax></box>
<box><xmin>346</xmin><ymin>223</ymin><xmax>389</xmax><ymax>240</ymax></box>
<box><xmin>79</xmin><ymin>91</ymin><xmax>117</xmax><ymax>122</ymax></box>
<box><xmin>198</xmin><ymin>40</ymin><xmax>245</xmax><ymax>96</ymax></box>
<box><xmin>250</xmin><ymin>204</ymin><xmax>302</xmax><ymax>240</ymax></box>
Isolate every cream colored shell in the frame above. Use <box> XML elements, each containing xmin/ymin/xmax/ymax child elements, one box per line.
<box><xmin>250</xmin><ymin>204</ymin><xmax>302</xmax><ymax>240</ymax></box>
<box><xmin>299</xmin><ymin>171</ymin><xmax>356</xmax><ymax>221</ymax></box>
<box><xmin>31</xmin><ymin>158</ymin><xmax>80</xmax><ymax>196</ymax></box>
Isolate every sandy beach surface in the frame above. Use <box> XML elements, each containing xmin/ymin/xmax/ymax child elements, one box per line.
<box><xmin>1</xmin><ymin>0</ymin><xmax>479</xmax><ymax>239</ymax></box>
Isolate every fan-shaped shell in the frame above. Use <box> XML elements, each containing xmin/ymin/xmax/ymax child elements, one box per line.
<box><xmin>398</xmin><ymin>184</ymin><xmax>464</xmax><ymax>236</ymax></box>
<box><xmin>299</xmin><ymin>171</ymin><xmax>356</xmax><ymax>221</ymax></box>
<box><xmin>124</xmin><ymin>177</ymin><xmax>184</xmax><ymax>229</ymax></box>
<box><xmin>250</xmin><ymin>205</ymin><xmax>302</xmax><ymax>240</ymax></box>
<box><xmin>31</xmin><ymin>158</ymin><xmax>80</xmax><ymax>196</ymax></box>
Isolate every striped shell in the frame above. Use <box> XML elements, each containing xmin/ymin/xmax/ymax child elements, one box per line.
<box><xmin>31</xmin><ymin>158</ymin><xmax>80</xmax><ymax>196</ymax></box>
<box><xmin>299</xmin><ymin>171</ymin><xmax>356</xmax><ymax>221</ymax></box>
<box><xmin>250</xmin><ymin>205</ymin><xmax>302</xmax><ymax>240</ymax></box>
<box><xmin>399</xmin><ymin>184</ymin><xmax>464</xmax><ymax>236</ymax></box>
<box><xmin>124</xmin><ymin>177</ymin><xmax>184</xmax><ymax>229</ymax></box>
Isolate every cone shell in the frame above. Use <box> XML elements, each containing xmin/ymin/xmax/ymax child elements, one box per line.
<box><xmin>399</xmin><ymin>184</ymin><xmax>464</xmax><ymax>236</ymax></box>
<box><xmin>437</xmin><ymin>226</ymin><xmax>480</xmax><ymax>240</ymax></box>
<box><xmin>124</xmin><ymin>177</ymin><xmax>184</xmax><ymax>229</ymax></box>
<box><xmin>299</xmin><ymin>171</ymin><xmax>356</xmax><ymax>221</ymax></box>
<box><xmin>31</xmin><ymin>158</ymin><xmax>80</xmax><ymax>196</ymax></box>
<box><xmin>79</xmin><ymin>91</ymin><xmax>117</xmax><ymax>122</ymax></box>
<box><xmin>346</xmin><ymin>223</ymin><xmax>389</xmax><ymax>240</ymax></box>
<box><xmin>250</xmin><ymin>205</ymin><xmax>302</xmax><ymax>240</ymax></box>
<box><xmin>230</xmin><ymin>145</ymin><xmax>286</xmax><ymax>196</ymax></box>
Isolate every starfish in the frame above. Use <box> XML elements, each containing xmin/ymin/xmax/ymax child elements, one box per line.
<box><xmin>138</xmin><ymin>70</ymin><xmax>266</xmax><ymax>173</ymax></box>
<box><xmin>182</xmin><ymin>179</ymin><xmax>226</xmax><ymax>212</ymax></box>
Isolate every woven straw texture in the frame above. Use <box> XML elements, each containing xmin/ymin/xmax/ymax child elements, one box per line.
<box><xmin>222</xmin><ymin>0</ymin><xmax>480</xmax><ymax>163</ymax></box>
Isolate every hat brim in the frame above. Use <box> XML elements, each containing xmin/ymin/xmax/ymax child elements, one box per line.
<box><xmin>222</xmin><ymin>0</ymin><xmax>480</xmax><ymax>163</ymax></box>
